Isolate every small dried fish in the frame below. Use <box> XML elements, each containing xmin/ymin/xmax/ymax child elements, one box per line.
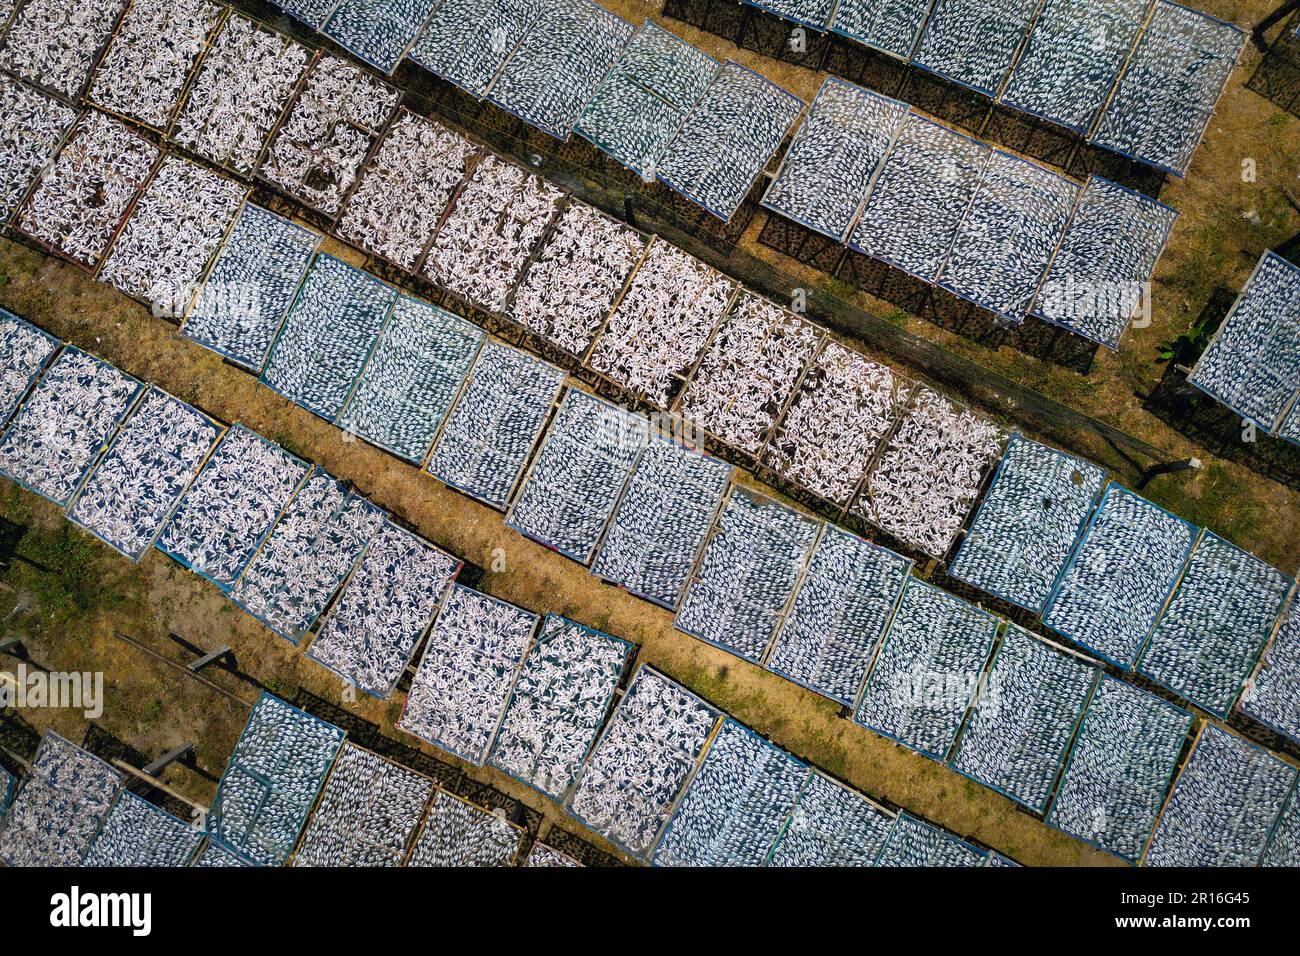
<box><xmin>1047</xmin><ymin>676</ymin><xmax>1192</xmax><ymax>863</ymax></box>
<box><xmin>0</xmin><ymin>75</ymin><xmax>77</xmax><ymax>223</ymax></box>
<box><xmin>293</xmin><ymin>743</ymin><xmax>434</xmax><ymax>867</ymax></box>
<box><xmin>208</xmin><ymin>693</ymin><xmax>345</xmax><ymax>867</ymax></box>
<box><xmin>675</xmin><ymin>488</ymin><xmax>819</xmax><ymax>663</ymax></box>
<box><xmin>567</xmin><ymin>666</ymin><xmax>719</xmax><ymax>858</ymax></box>
<box><xmin>171</xmin><ymin>13</ymin><xmax>312</xmax><ymax>175</ymax></box>
<box><xmin>591</xmin><ymin>435</ymin><xmax>731</xmax><ymax>609</ymax></box>
<box><xmin>1145</xmin><ymin>725</ymin><xmax>1296</xmax><ymax>867</ymax></box>
<box><xmin>1138</xmin><ymin>532</ymin><xmax>1291</xmax><ymax>716</ymax></box>
<box><xmin>261</xmin><ymin>254</ymin><xmax>398</xmax><ymax>420</ymax></box>
<box><xmin>488</xmin><ymin>614</ymin><xmax>632</xmax><ymax>800</ymax></box>
<box><xmin>82</xmin><ymin>791</ymin><xmax>202</xmax><ymax>867</ymax></box>
<box><xmin>399</xmin><ymin>584</ymin><xmax>538</xmax><ymax>763</ymax></box>
<box><xmin>951</xmin><ymin>625</ymin><xmax>1097</xmax><ymax>812</ymax></box>
<box><xmin>0</xmin><ymin>345</ymin><xmax>142</xmax><ymax>506</ymax></box>
<box><xmin>505</xmin><ymin>389</ymin><xmax>647</xmax><ymax>563</ymax></box>
<box><xmin>404</xmin><ymin>791</ymin><xmax>522</xmax><ymax>867</ymax></box>
<box><xmin>98</xmin><ymin>155</ymin><xmax>247</xmax><ymax>309</ymax></box>
<box><xmin>0</xmin><ymin>0</ymin><xmax>128</xmax><ymax>100</ymax></box>
<box><xmin>948</xmin><ymin>434</ymin><xmax>1106</xmax><ymax>612</ymax></box>
<box><xmin>16</xmin><ymin>111</ymin><xmax>159</xmax><ymax>269</ymax></box>
<box><xmin>259</xmin><ymin>55</ymin><xmax>399</xmax><ymax>214</ymax></box>
<box><xmin>425</xmin><ymin>340</ymin><xmax>565</xmax><ymax>510</ymax></box>
<box><xmin>854</xmin><ymin>580</ymin><xmax>999</xmax><ymax>759</ymax></box>
<box><xmin>652</xmin><ymin>719</ymin><xmax>806</xmax><ymax>867</ymax></box>
<box><xmin>156</xmin><ymin>424</ymin><xmax>310</xmax><ymax>589</ymax></box>
<box><xmin>67</xmin><ymin>386</ymin><xmax>221</xmax><ymax>561</ymax></box>
<box><xmin>0</xmin><ymin>731</ymin><xmax>123</xmax><ymax>867</ymax></box>
<box><xmin>307</xmin><ymin>519</ymin><xmax>460</xmax><ymax>698</ymax></box>
<box><xmin>87</xmin><ymin>0</ymin><xmax>223</xmax><ymax>129</ymax></box>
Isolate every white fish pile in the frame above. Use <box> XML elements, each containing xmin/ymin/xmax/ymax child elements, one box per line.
<box><xmin>508</xmin><ymin>201</ymin><xmax>645</xmax><ymax>355</ymax></box>
<box><xmin>0</xmin><ymin>0</ymin><xmax>128</xmax><ymax>100</ymax></box>
<box><xmin>209</xmin><ymin>694</ymin><xmax>345</xmax><ymax>867</ymax></box>
<box><xmin>762</xmin><ymin>78</ymin><xmax>906</xmax><ymax>241</ymax></box>
<box><xmin>0</xmin><ymin>309</ymin><xmax>58</xmax><ymax>427</ymax></box>
<box><xmin>677</xmin><ymin>293</ymin><xmax>820</xmax><ymax>454</ymax></box>
<box><xmin>0</xmin><ymin>76</ymin><xmax>77</xmax><ymax>223</ymax></box>
<box><xmin>0</xmin><ymin>346</ymin><xmax>141</xmax><ymax>505</ymax></box>
<box><xmin>567</xmin><ymin>667</ymin><xmax>718</xmax><ymax>858</ymax></box>
<box><xmin>748</xmin><ymin>0</ymin><xmax>835</xmax><ymax>29</ymax></box>
<box><xmin>183</xmin><ymin>203</ymin><xmax>320</xmax><ymax>371</ymax></box>
<box><xmin>652</xmin><ymin>719</ymin><xmax>806</xmax><ymax>867</ymax></box>
<box><xmin>658</xmin><ymin>62</ymin><xmax>804</xmax><ymax>221</ymax></box>
<box><xmin>1001</xmin><ymin>0</ymin><xmax>1150</xmax><ymax>134</ymax></box>
<box><xmin>937</xmin><ymin>153</ymin><xmax>1078</xmax><ymax>321</ymax></box>
<box><xmin>1138</xmin><ymin>532</ymin><xmax>1291</xmax><ymax>716</ymax></box>
<box><xmin>1190</xmin><ymin>252</ymin><xmax>1300</xmax><ymax>432</ymax></box>
<box><xmin>489</xmin><ymin>614</ymin><xmax>632</xmax><ymax>800</ymax></box>
<box><xmin>399</xmin><ymin>584</ymin><xmax>537</xmax><ymax>763</ymax></box>
<box><xmin>1145</xmin><ymin>725</ymin><xmax>1297</xmax><ymax>867</ymax></box>
<box><xmin>875</xmin><ymin>813</ymin><xmax>987</xmax><ymax>867</ymax></box>
<box><xmin>1240</xmin><ymin>598</ymin><xmax>1300</xmax><ymax>744</ymax></box>
<box><xmin>87</xmin><ymin>0</ymin><xmax>222</xmax><ymax>129</ymax></box>
<box><xmin>1043</xmin><ymin>484</ymin><xmax>1196</xmax><ymax>667</ymax></box>
<box><xmin>1032</xmin><ymin>177</ymin><xmax>1179</xmax><ymax>349</ymax></box>
<box><xmin>850</xmin><ymin>115</ymin><xmax>989</xmax><ymax>281</ymax></box>
<box><xmin>829</xmin><ymin>0</ymin><xmax>932</xmax><ymax>59</ymax></box>
<box><xmin>16</xmin><ymin>111</ymin><xmax>159</xmax><ymax>268</ymax></box>
<box><xmin>855</xmin><ymin>385</ymin><xmax>1006</xmax><ymax>559</ymax></box>
<box><xmin>407</xmin><ymin>0</ymin><xmax>539</xmax><ymax>97</ymax></box>
<box><xmin>675</xmin><ymin>488</ymin><xmax>819</xmax><ymax>662</ymax></box>
<box><xmin>951</xmin><ymin>626</ymin><xmax>1097</xmax><ymax>812</ymax></box>
<box><xmin>423</xmin><ymin>155</ymin><xmax>563</xmax><ymax>312</ymax></box>
<box><xmin>0</xmin><ymin>732</ymin><xmax>123</xmax><ymax>867</ymax></box>
<box><xmin>485</xmin><ymin>0</ymin><xmax>634</xmax><ymax>140</ymax></box>
<box><xmin>1046</xmin><ymin>676</ymin><xmax>1193</xmax><ymax>863</ymax></box>
<box><xmin>322</xmin><ymin>0</ymin><xmax>441</xmax><ymax>73</ymax></box>
<box><xmin>506</xmin><ymin>389</ymin><xmax>647</xmax><ymax>563</ymax></box>
<box><xmin>259</xmin><ymin>55</ymin><xmax>399</xmax><ymax>215</ymax></box>
<box><xmin>337</xmin><ymin>110</ymin><xmax>478</xmax><ymax>271</ymax></box>
<box><xmin>949</xmin><ymin>435</ymin><xmax>1106</xmax><ymax>612</ymax></box>
<box><xmin>67</xmin><ymin>387</ymin><xmax>220</xmax><ymax>561</ymax></box>
<box><xmin>767</xmin><ymin>525</ymin><xmax>911</xmax><ymax>706</ymax></box>
<box><xmin>261</xmin><ymin>254</ymin><xmax>398</xmax><ymax>419</ymax></box>
<box><xmin>524</xmin><ymin>842</ymin><xmax>582</xmax><ymax>866</ymax></box>
<box><xmin>405</xmin><ymin>791</ymin><xmax>522</xmax><ymax>867</ymax></box>
<box><xmin>276</xmin><ymin>0</ymin><xmax>339</xmax><ymax>29</ymax></box>
<box><xmin>156</xmin><ymin>425</ymin><xmax>310</xmax><ymax>589</ymax></box>
<box><xmin>1092</xmin><ymin>0</ymin><xmax>1244</xmax><ymax>175</ymax></box>
<box><xmin>911</xmin><ymin>0</ymin><xmax>1039</xmax><ymax>94</ymax></box>
<box><xmin>336</xmin><ymin>298</ymin><xmax>483</xmax><ymax>463</ymax></box>
<box><xmin>573</xmin><ymin>21</ymin><xmax>719</xmax><ymax>179</ymax></box>
<box><xmin>308</xmin><ymin>520</ymin><xmax>460</xmax><ymax>698</ymax></box>
<box><xmin>767</xmin><ymin>771</ymin><xmax>894</xmax><ymax>867</ymax></box>
<box><xmin>230</xmin><ymin>467</ymin><xmax>384</xmax><ymax>644</ymax></box>
<box><xmin>190</xmin><ymin>839</ymin><xmax>253</xmax><ymax>867</ymax></box>
<box><xmin>408</xmin><ymin>790</ymin><xmax>525</xmax><ymax>868</ymax></box>
<box><xmin>425</xmin><ymin>341</ymin><xmax>566</xmax><ymax>509</ymax></box>
<box><xmin>293</xmin><ymin>743</ymin><xmax>434</xmax><ymax>867</ymax></box>
<box><xmin>854</xmin><ymin>580</ymin><xmax>1000</xmax><ymax>759</ymax></box>
<box><xmin>1261</xmin><ymin>784</ymin><xmax>1300</xmax><ymax>867</ymax></box>
<box><xmin>587</xmin><ymin>241</ymin><xmax>736</xmax><ymax>408</ymax></box>
<box><xmin>82</xmin><ymin>791</ymin><xmax>203</xmax><ymax>867</ymax></box>
<box><xmin>764</xmin><ymin>341</ymin><xmax>907</xmax><ymax>506</ymax></box>
<box><xmin>98</xmin><ymin>156</ymin><xmax>247</xmax><ymax>307</ymax></box>
<box><xmin>171</xmin><ymin>13</ymin><xmax>312</xmax><ymax>175</ymax></box>
<box><xmin>591</xmin><ymin>436</ymin><xmax>731</xmax><ymax>608</ymax></box>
